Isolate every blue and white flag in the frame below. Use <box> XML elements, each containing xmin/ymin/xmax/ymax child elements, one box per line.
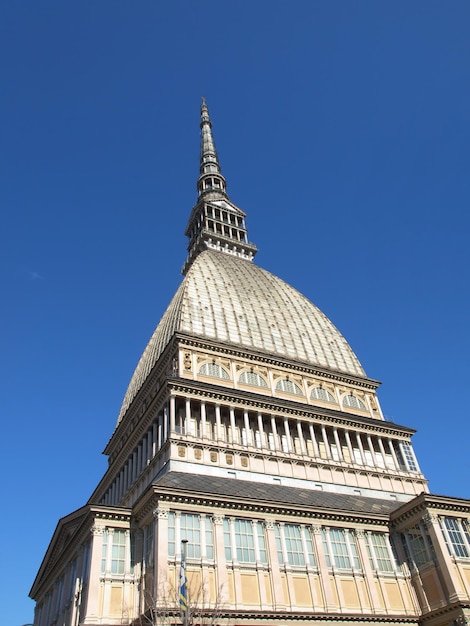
<box><xmin>179</xmin><ymin>550</ymin><xmax>188</xmax><ymax>611</ymax></box>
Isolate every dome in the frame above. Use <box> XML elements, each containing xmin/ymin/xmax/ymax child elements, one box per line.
<box><xmin>117</xmin><ymin>249</ymin><xmax>365</xmax><ymax>424</ymax></box>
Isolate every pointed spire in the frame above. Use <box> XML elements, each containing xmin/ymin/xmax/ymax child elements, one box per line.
<box><xmin>182</xmin><ymin>99</ymin><xmax>257</xmax><ymax>275</ymax></box>
<box><xmin>197</xmin><ymin>98</ymin><xmax>228</xmax><ymax>200</ymax></box>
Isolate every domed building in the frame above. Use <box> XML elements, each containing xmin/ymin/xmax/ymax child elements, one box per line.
<box><xmin>30</xmin><ymin>101</ymin><xmax>470</xmax><ymax>626</ymax></box>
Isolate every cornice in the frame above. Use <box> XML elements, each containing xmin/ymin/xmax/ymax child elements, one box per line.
<box><xmin>417</xmin><ymin>600</ymin><xmax>470</xmax><ymax>624</ymax></box>
<box><xmin>390</xmin><ymin>493</ymin><xmax>470</xmax><ymax>527</ymax></box>
<box><xmin>30</xmin><ymin>505</ymin><xmax>132</xmax><ymax>599</ymax></box>
<box><xmin>132</xmin><ymin>608</ymin><xmax>418</xmax><ymax>625</ymax></box>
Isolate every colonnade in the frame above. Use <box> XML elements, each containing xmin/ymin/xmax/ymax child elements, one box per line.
<box><xmin>169</xmin><ymin>396</ymin><xmax>420</xmax><ymax>473</ymax></box>
<box><xmin>102</xmin><ymin>395</ymin><xmax>421</xmax><ymax>507</ymax></box>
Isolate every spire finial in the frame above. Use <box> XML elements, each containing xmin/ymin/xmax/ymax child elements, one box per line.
<box><xmin>197</xmin><ymin>98</ymin><xmax>227</xmax><ymax>200</ymax></box>
<box><xmin>182</xmin><ymin>100</ymin><xmax>258</xmax><ymax>275</ymax></box>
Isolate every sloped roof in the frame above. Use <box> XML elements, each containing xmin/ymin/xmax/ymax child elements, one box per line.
<box><xmin>117</xmin><ymin>249</ymin><xmax>365</xmax><ymax>424</ymax></box>
<box><xmin>153</xmin><ymin>471</ymin><xmax>400</xmax><ymax>518</ymax></box>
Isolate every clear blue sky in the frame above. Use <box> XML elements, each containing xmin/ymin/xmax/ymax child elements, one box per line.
<box><xmin>1</xmin><ymin>2</ymin><xmax>469</xmax><ymax>624</ymax></box>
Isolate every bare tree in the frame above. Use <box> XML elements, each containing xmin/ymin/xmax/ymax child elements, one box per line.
<box><xmin>132</xmin><ymin>577</ymin><xmax>227</xmax><ymax>626</ymax></box>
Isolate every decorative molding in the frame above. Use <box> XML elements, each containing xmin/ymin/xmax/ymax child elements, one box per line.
<box><xmin>423</xmin><ymin>512</ymin><xmax>439</xmax><ymax>527</ymax></box>
<box><xmin>153</xmin><ymin>504</ymin><xmax>170</xmax><ymax>519</ymax></box>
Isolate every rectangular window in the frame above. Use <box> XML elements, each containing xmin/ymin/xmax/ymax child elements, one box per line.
<box><xmin>111</xmin><ymin>530</ymin><xmax>126</xmax><ymax>574</ymax></box>
<box><xmin>401</xmin><ymin>442</ymin><xmax>418</xmax><ymax>471</ymax></box>
<box><xmin>224</xmin><ymin>518</ymin><xmax>267</xmax><ymax>564</ymax></box>
<box><xmin>403</xmin><ymin>525</ymin><xmax>430</xmax><ymax>568</ymax></box>
<box><xmin>284</xmin><ymin>524</ymin><xmax>306</xmax><ymax>566</ymax></box>
<box><xmin>235</xmin><ymin>519</ymin><xmax>256</xmax><ymax>562</ymax></box>
<box><xmin>367</xmin><ymin>533</ymin><xmax>394</xmax><ymax>572</ymax></box>
<box><xmin>101</xmin><ymin>531</ymin><xmax>108</xmax><ymax>573</ymax></box>
<box><xmin>168</xmin><ymin>512</ymin><xmax>176</xmax><ymax>557</ymax></box>
<box><xmin>223</xmin><ymin>518</ymin><xmax>232</xmax><ymax>561</ymax></box>
<box><xmin>180</xmin><ymin>513</ymin><xmax>201</xmax><ymax>559</ymax></box>
<box><xmin>168</xmin><ymin>512</ymin><xmax>214</xmax><ymax>560</ymax></box>
<box><xmin>274</xmin><ymin>524</ymin><xmax>284</xmax><ymax>564</ymax></box>
<box><xmin>322</xmin><ymin>528</ymin><xmax>360</xmax><ymax>570</ymax></box>
<box><xmin>441</xmin><ymin>517</ymin><xmax>469</xmax><ymax>558</ymax></box>
<box><xmin>256</xmin><ymin>522</ymin><xmax>267</xmax><ymax>563</ymax></box>
<box><xmin>205</xmin><ymin>516</ymin><xmax>214</xmax><ymax>559</ymax></box>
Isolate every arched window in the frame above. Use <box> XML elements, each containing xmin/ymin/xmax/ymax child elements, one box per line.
<box><xmin>239</xmin><ymin>371</ymin><xmax>268</xmax><ymax>387</ymax></box>
<box><xmin>276</xmin><ymin>379</ymin><xmax>303</xmax><ymax>396</ymax></box>
<box><xmin>343</xmin><ymin>394</ymin><xmax>366</xmax><ymax>410</ymax></box>
<box><xmin>199</xmin><ymin>363</ymin><xmax>230</xmax><ymax>380</ymax></box>
<box><xmin>310</xmin><ymin>387</ymin><xmax>335</xmax><ymax>403</ymax></box>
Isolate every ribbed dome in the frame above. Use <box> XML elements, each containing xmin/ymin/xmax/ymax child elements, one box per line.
<box><xmin>117</xmin><ymin>250</ymin><xmax>365</xmax><ymax>424</ymax></box>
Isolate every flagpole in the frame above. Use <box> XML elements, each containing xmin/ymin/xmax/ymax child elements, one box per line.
<box><xmin>180</xmin><ymin>539</ymin><xmax>189</xmax><ymax>626</ymax></box>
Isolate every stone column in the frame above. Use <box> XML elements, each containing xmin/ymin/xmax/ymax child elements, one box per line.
<box><xmin>153</xmin><ymin>504</ymin><xmax>169</xmax><ymax>599</ymax></box>
<box><xmin>309</xmin><ymin>423</ymin><xmax>320</xmax><ymax>458</ymax></box>
<box><xmin>387</xmin><ymin>439</ymin><xmax>400</xmax><ymax>470</ymax></box>
<box><xmin>200</xmin><ymin>401</ymin><xmax>207</xmax><ymax>439</ymax></box>
<box><xmin>283</xmin><ymin>418</ymin><xmax>292</xmax><ymax>452</ymax></box>
<box><xmin>355</xmin><ymin>432</ymin><xmax>367</xmax><ymax>465</ymax></box>
<box><xmin>366</xmin><ymin>435</ymin><xmax>378</xmax><ymax>467</ymax></box>
<box><xmin>212</xmin><ymin>513</ymin><xmax>229</xmax><ymax>604</ymax></box>
<box><xmin>215</xmin><ymin>404</ymin><xmax>222</xmax><ymax>441</ymax></box>
<box><xmin>185</xmin><ymin>398</ymin><xmax>191</xmax><ymax>435</ymax></box>
<box><xmin>152</xmin><ymin>421</ymin><xmax>158</xmax><ymax>457</ymax></box>
<box><xmin>311</xmin><ymin>524</ymin><xmax>336</xmax><ymax>610</ymax></box>
<box><xmin>355</xmin><ymin>530</ymin><xmax>383</xmax><ymax>611</ymax></box>
<box><xmin>297</xmin><ymin>421</ymin><xmax>307</xmax><ymax>455</ymax></box>
<box><xmin>229</xmin><ymin>407</ymin><xmax>237</xmax><ymax>443</ymax></box>
<box><xmin>264</xmin><ymin>519</ymin><xmax>285</xmax><ymax>609</ymax></box>
<box><xmin>332</xmin><ymin>428</ymin><xmax>343</xmax><ymax>461</ymax></box>
<box><xmin>377</xmin><ymin>437</ymin><xmax>388</xmax><ymax>468</ymax></box>
<box><xmin>320</xmin><ymin>425</ymin><xmax>331</xmax><ymax>459</ymax></box>
<box><xmin>344</xmin><ymin>429</ymin><xmax>355</xmax><ymax>463</ymax></box>
<box><xmin>244</xmin><ymin>410</ymin><xmax>252</xmax><ymax>446</ymax></box>
<box><xmin>122</xmin><ymin>529</ymin><xmax>133</xmax><ymax>617</ymax></box>
<box><xmin>169</xmin><ymin>396</ymin><xmax>176</xmax><ymax>434</ymax></box>
<box><xmin>132</xmin><ymin>451</ymin><xmax>138</xmax><ymax>482</ymax></box>
<box><xmin>83</xmin><ymin>523</ymin><xmax>105</xmax><ymax>623</ymax></box>
<box><xmin>163</xmin><ymin>405</ymin><xmax>168</xmax><ymax>441</ymax></box>
<box><xmin>257</xmin><ymin>412</ymin><xmax>265</xmax><ymax>449</ymax></box>
<box><xmin>271</xmin><ymin>416</ymin><xmax>279</xmax><ymax>450</ymax></box>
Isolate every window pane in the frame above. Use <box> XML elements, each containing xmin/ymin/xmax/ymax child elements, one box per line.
<box><xmin>369</xmin><ymin>533</ymin><xmax>394</xmax><ymax>572</ymax></box>
<box><xmin>443</xmin><ymin>517</ymin><xmax>469</xmax><ymax>558</ymax></box>
<box><xmin>180</xmin><ymin>514</ymin><xmax>201</xmax><ymax>559</ymax></box>
<box><xmin>284</xmin><ymin>524</ymin><xmax>305</xmax><ymax>566</ymax></box>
